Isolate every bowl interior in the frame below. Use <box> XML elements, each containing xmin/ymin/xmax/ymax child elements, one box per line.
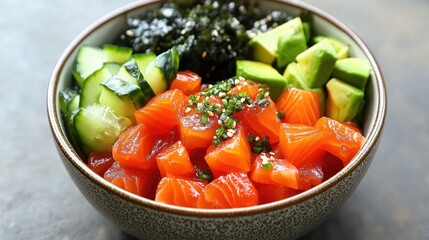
<box><xmin>49</xmin><ymin>0</ymin><xmax>385</xmax><ymax>216</ymax></box>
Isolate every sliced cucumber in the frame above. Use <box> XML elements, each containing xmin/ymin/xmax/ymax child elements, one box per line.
<box><xmin>103</xmin><ymin>44</ymin><xmax>133</xmax><ymax>64</ymax></box>
<box><xmin>117</xmin><ymin>64</ymin><xmax>139</xmax><ymax>86</ymax></box>
<box><xmin>73</xmin><ymin>104</ymin><xmax>132</xmax><ymax>154</ymax></box>
<box><xmin>101</xmin><ymin>75</ymin><xmax>146</xmax><ymax>110</ymax></box>
<box><xmin>131</xmin><ymin>53</ymin><xmax>156</xmax><ymax>74</ymax></box>
<box><xmin>65</xmin><ymin>95</ymin><xmax>83</xmax><ymax>156</ymax></box>
<box><xmin>155</xmin><ymin>47</ymin><xmax>179</xmax><ymax>86</ymax></box>
<box><xmin>144</xmin><ymin>47</ymin><xmax>179</xmax><ymax>94</ymax></box>
<box><xmin>59</xmin><ymin>88</ymin><xmax>79</xmax><ymax>116</ymax></box>
<box><xmin>67</xmin><ymin>95</ymin><xmax>80</xmax><ymax>114</ymax></box>
<box><xmin>122</xmin><ymin>59</ymin><xmax>155</xmax><ymax>100</ymax></box>
<box><xmin>72</xmin><ymin>46</ymin><xmax>104</xmax><ymax>87</ymax></box>
<box><xmin>99</xmin><ymin>86</ymin><xmax>136</xmax><ymax>123</ymax></box>
<box><xmin>79</xmin><ymin>66</ymin><xmax>114</xmax><ymax>107</ymax></box>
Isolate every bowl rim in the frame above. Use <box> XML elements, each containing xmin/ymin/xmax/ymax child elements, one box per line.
<box><xmin>47</xmin><ymin>0</ymin><xmax>386</xmax><ymax>217</ymax></box>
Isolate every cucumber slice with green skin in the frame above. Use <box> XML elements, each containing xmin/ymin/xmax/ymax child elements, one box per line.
<box><xmin>65</xmin><ymin>95</ymin><xmax>84</xmax><ymax>156</ymax></box>
<box><xmin>101</xmin><ymin>76</ymin><xmax>146</xmax><ymax>109</ymax></box>
<box><xmin>79</xmin><ymin>66</ymin><xmax>114</xmax><ymax>107</ymax></box>
<box><xmin>117</xmin><ymin>67</ymin><xmax>138</xmax><ymax>85</ymax></box>
<box><xmin>123</xmin><ymin>59</ymin><xmax>155</xmax><ymax>100</ymax></box>
<box><xmin>103</xmin><ymin>44</ymin><xmax>133</xmax><ymax>64</ymax></box>
<box><xmin>144</xmin><ymin>47</ymin><xmax>179</xmax><ymax>94</ymax></box>
<box><xmin>72</xmin><ymin>46</ymin><xmax>104</xmax><ymax>87</ymax></box>
<box><xmin>59</xmin><ymin>88</ymin><xmax>79</xmax><ymax>116</ymax></box>
<box><xmin>131</xmin><ymin>53</ymin><xmax>156</xmax><ymax>74</ymax></box>
<box><xmin>73</xmin><ymin>104</ymin><xmax>132</xmax><ymax>154</ymax></box>
<box><xmin>67</xmin><ymin>95</ymin><xmax>80</xmax><ymax>114</ymax></box>
<box><xmin>99</xmin><ymin>86</ymin><xmax>136</xmax><ymax>123</ymax></box>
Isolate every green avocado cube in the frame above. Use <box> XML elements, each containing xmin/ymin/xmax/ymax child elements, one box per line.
<box><xmin>296</xmin><ymin>39</ymin><xmax>338</xmax><ymax>88</ymax></box>
<box><xmin>332</xmin><ymin>58</ymin><xmax>371</xmax><ymax>90</ymax></box>
<box><xmin>326</xmin><ymin>78</ymin><xmax>364</xmax><ymax>122</ymax></box>
<box><xmin>249</xmin><ymin>17</ymin><xmax>304</xmax><ymax>65</ymax></box>
<box><xmin>276</xmin><ymin>18</ymin><xmax>308</xmax><ymax>69</ymax></box>
<box><xmin>236</xmin><ymin>60</ymin><xmax>287</xmax><ymax>101</ymax></box>
<box><xmin>313</xmin><ymin>36</ymin><xmax>349</xmax><ymax>59</ymax></box>
<box><xmin>283</xmin><ymin>62</ymin><xmax>307</xmax><ymax>89</ymax></box>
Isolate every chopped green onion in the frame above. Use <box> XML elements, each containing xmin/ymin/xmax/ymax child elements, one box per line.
<box><xmin>253</xmin><ymin>146</ymin><xmax>263</xmax><ymax>153</ymax></box>
<box><xmin>258</xmin><ymin>98</ymin><xmax>269</xmax><ymax>107</ymax></box>
<box><xmin>213</xmin><ymin>138</ymin><xmax>221</xmax><ymax>147</ymax></box>
<box><xmin>262</xmin><ymin>162</ymin><xmax>273</xmax><ymax>170</ymax></box>
<box><xmin>277</xmin><ymin>111</ymin><xmax>285</xmax><ymax>119</ymax></box>
<box><xmin>225</xmin><ymin>118</ymin><xmax>235</xmax><ymax>128</ymax></box>
<box><xmin>247</xmin><ymin>134</ymin><xmax>255</xmax><ymax>143</ymax></box>
<box><xmin>215</xmin><ymin>127</ymin><xmax>226</xmax><ymax>137</ymax></box>
<box><xmin>197</xmin><ymin>169</ymin><xmax>212</xmax><ymax>181</ymax></box>
<box><xmin>200</xmin><ymin>113</ymin><xmax>209</xmax><ymax>125</ymax></box>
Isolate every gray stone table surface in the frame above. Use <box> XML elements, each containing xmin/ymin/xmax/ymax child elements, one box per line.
<box><xmin>1</xmin><ymin>0</ymin><xmax>428</xmax><ymax>239</ymax></box>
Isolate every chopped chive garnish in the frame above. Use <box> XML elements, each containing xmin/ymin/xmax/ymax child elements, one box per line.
<box><xmin>262</xmin><ymin>162</ymin><xmax>273</xmax><ymax>170</ymax></box>
<box><xmin>225</xmin><ymin>118</ymin><xmax>235</xmax><ymax>128</ymax></box>
<box><xmin>213</xmin><ymin>138</ymin><xmax>221</xmax><ymax>147</ymax></box>
<box><xmin>197</xmin><ymin>169</ymin><xmax>212</xmax><ymax>181</ymax></box>
<box><xmin>277</xmin><ymin>111</ymin><xmax>285</xmax><ymax>119</ymax></box>
<box><xmin>253</xmin><ymin>146</ymin><xmax>263</xmax><ymax>153</ymax></box>
<box><xmin>258</xmin><ymin>98</ymin><xmax>269</xmax><ymax>107</ymax></box>
<box><xmin>247</xmin><ymin>134</ymin><xmax>255</xmax><ymax>143</ymax></box>
<box><xmin>248</xmin><ymin>134</ymin><xmax>272</xmax><ymax>153</ymax></box>
<box><xmin>200</xmin><ymin>113</ymin><xmax>209</xmax><ymax>125</ymax></box>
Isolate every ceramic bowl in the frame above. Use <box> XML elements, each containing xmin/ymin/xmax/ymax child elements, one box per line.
<box><xmin>47</xmin><ymin>0</ymin><xmax>386</xmax><ymax>239</ymax></box>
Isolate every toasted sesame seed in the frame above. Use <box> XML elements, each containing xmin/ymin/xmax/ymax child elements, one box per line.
<box><xmin>258</xmin><ymin>88</ymin><xmax>264</xmax><ymax>92</ymax></box>
<box><xmin>185</xmin><ymin>107</ymin><xmax>192</xmax><ymax>113</ymax></box>
<box><xmin>227</xmin><ymin>129</ymin><xmax>236</xmax><ymax>134</ymax></box>
<box><xmin>126</xmin><ymin>30</ymin><xmax>134</xmax><ymax>37</ymax></box>
<box><xmin>238</xmin><ymin>76</ymin><xmax>245</xmax><ymax>81</ymax></box>
<box><xmin>237</xmin><ymin>86</ymin><xmax>242</xmax><ymax>91</ymax></box>
<box><xmin>212</xmin><ymin>29</ymin><xmax>219</xmax><ymax>37</ymax></box>
<box><xmin>213</xmin><ymin>135</ymin><xmax>218</xmax><ymax>139</ymax></box>
<box><xmin>207</xmin><ymin>111</ymin><xmax>214</xmax><ymax>116</ymax></box>
<box><xmin>208</xmin><ymin>84</ymin><xmax>213</xmax><ymax>88</ymax></box>
<box><xmin>218</xmin><ymin>92</ymin><xmax>226</xmax><ymax>98</ymax></box>
<box><xmin>255</xmin><ymin>136</ymin><xmax>260</xmax><ymax>141</ymax></box>
<box><xmin>217</xmin><ymin>120</ymin><xmax>222</xmax><ymax>125</ymax></box>
<box><xmin>264</xmin><ymin>92</ymin><xmax>270</xmax><ymax>98</ymax></box>
<box><xmin>240</xmin><ymin>98</ymin><xmax>246</xmax><ymax>103</ymax></box>
<box><xmin>269</xmin><ymin>151</ymin><xmax>276</xmax><ymax>156</ymax></box>
<box><xmin>261</xmin><ymin>154</ymin><xmax>270</xmax><ymax>165</ymax></box>
<box><xmin>228</xmin><ymin>44</ymin><xmax>232</xmax><ymax>51</ymax></box>
<box><xmin>227</xmin><ymin>132</ymin><xmax>234</xmax><ymax>137</ymax></box>
<box><xmin>234</xmin><ymin>79</ymin><xmax>240</xmax><ymax>85</ymax></box>
<box><xmin>270</xmin><ymin>156</ymin><xmax>276</xmax><ymax>161</ymax></box>
<box><xmin>202</xmin><ymin>51</ymin><xmax>207</xmax><ymax>58</ymax></box>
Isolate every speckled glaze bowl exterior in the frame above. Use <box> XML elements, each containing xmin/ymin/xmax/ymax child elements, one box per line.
<box><xmin>47</xmin><ymin>0</ymin><xmax>386</xmax><ymax>239</ymax></box>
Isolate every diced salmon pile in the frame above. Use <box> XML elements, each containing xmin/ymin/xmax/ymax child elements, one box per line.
<box><xmin>87</xmin><ymin>71</ymin><xmax>365</xmax><ymax>209</ymax></box>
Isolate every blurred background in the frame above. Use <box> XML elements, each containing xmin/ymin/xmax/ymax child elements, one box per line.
<box><xmin>0</xmin><ymin>0</ymin><xmax>428</xmax><ymax>239</ymax></box>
